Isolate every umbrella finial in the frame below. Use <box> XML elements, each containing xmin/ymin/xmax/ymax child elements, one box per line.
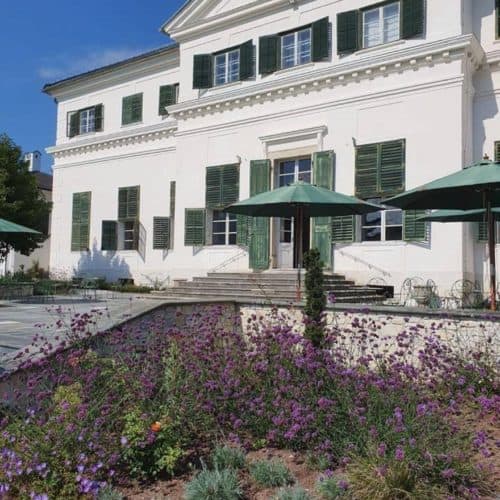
<box><xmin>483</xmin><ymin>154</ymin><xmax>490</xmax><ymax>160</ymax></box>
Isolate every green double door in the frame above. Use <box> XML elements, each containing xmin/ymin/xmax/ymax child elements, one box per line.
<box><xmin>248</xmin><ymin>151</ymin><xmax>335</xmax><ymax>270</ymax></box>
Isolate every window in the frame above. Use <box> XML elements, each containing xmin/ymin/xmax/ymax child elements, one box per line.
<box><xmin>212</xmin><ymin>211</ymin><xmax>237</xmax><ymax>245</ymax></box>
<box><xmin>123</xmin><ymin>220</ymin><xmax>137</xmax><ymax>250</ymax></box>
<box><xmin>71</xmin><ymin>192</ymin><xmax>91</xmax><ymax>251</ymax></box>
<box><xmin>158</xmin><ymin>84</ymin><xmax>179</xmax><ymax>115</ymax></box>
<box><xmin>122</xmin><ymin>93</ymin><xmax>143</xmax><ymax>125</ymax></box>
<box><xmin>337</xmin><ymin>0</ymin><xmax>425</xmax><ymax>54</ymax></box>
<box><xmin>193</xmin><ymin>40</ymin><xmax>253</xmax><ymax>89</ymax></box>
<box><xmin>68</xmin><ymin>105</ymin><xmax>103</xmax><ymax>138</ymax></box>
<box><xmin>214</xmin><ymin>49</ymin><xmax>240</xmax><ymax>86</ymax></box>
<box><xmin>281</xmin><ymin>28</ymin><xmax>312</xmax><ymax>69</ymax></box>
<box><xmin>361</xmin><ymin>198</ymin><xmax>403</xmax><ymax>242</ymax></box>
<box><xmin>278</xmin><ymin>158</ymin><xmax>311</xmax><ymax>243</ymax></box>
<box><xmin>363</xmin><ymin>2</ymin><xmax>400</xmax><ymax>48</ymax></box>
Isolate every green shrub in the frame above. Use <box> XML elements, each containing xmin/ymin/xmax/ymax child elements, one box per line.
<box><xmin>250</xmin><ymin>459</ymin><xmax>295</xmax><ymax>488</ymax></box>
<box><xmin>346</xmin><ymin>453</ymin><xmax>445</xmax><ymax>500</ymax></box>
<box><xmin>273</xmin><ymin>486</ymin><xmax>311</xmax><ymax>500</ymax></box>
<box><xmin>212</xmin><ymin>445</ymin><xmax>246</xmax><ymax>470</ymax></box>
<box><xmin>121</xmin><ymin>410</ymin><xmax>184</xmax><ymax>479</ymax></box>
<box><xmin>185</xmin><ymin>467</ymin><xmax>243</xmax><ymax>500</ymax></box>
<box><xmin>97</xmin><ymin>485</ymin><xmax>124</xmax><ymax>500</ymax></box>
<box><xmin>316</xmin><ymin>475</ymin><xmax>346</xmax><ymax>499</ymax></box>
<box><xmin>303</xmin><ymin>249</ymin><xmax>326</xmax><ymax>347</ymax></box>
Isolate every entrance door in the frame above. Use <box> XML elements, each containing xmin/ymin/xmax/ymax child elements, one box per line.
<box><xmin>277</xmin><ymin>158</ymin><xmax>311</xmax><ymax>268</ymax></box>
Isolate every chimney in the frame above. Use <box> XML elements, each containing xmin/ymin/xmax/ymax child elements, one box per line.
<box><xmin>23</xmin><ymin>151</ymin><xmax>42</xmax><ymax>172</ymax></box>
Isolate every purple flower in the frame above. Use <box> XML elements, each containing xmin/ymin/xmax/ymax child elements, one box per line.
<box><xmin>441</xmin><ymin>468</ymin><xmax>455</xmax><ymax>479</ymax></box>
<box><xmin>394</xmin><ymin>446</ymin><xmax>405</xmax><ymax>461</ymax></box>
<box><xmin>377</xmin><ymin>442</ymin><xmax>387</xmax><ymax>457</ymax></box>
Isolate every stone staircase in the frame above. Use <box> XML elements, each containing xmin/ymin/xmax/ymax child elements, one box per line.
<box><xmin>156</xmin><ymin>271</ymin><xmax>387</xmax><ymax>304</ymax></box>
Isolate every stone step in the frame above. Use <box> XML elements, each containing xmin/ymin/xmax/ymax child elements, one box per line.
<box><xmin>206</xmin><ymin>272</ymin><xmax>346</xmax><ymax>281</ymax></box>
<box><xmin>171</xmin><ymin>285</ymin><xmax>380</xmax><ymax>298</ymax></box>
<box><xmin>194</xmin><ymin>277</ymin><xmax>351</xmax><ymax>286</ymax></box>
<box><xmin>186</xmin><ymin>281</ymin><xmax>357</xmax><ymax>291</ymax></box>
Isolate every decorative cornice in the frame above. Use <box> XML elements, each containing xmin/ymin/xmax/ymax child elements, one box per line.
<box><xmin>46</xmin><ymin>121</ymin><xmax>177</xmax><ymax>160</ymax></box>
<box><xmin>260</xmin><ymin>126</ymin><xmax>327</xmax><ymax>155</ymax></box>
<box><xmin>168</xmin><ymin>35</ymin><xmax>483</xmax><ymax>122</ymax></box>
<box><xmin>162</xmin><ymin>0</ymin><xmax>293</xmax><ymax>42</ymax></box>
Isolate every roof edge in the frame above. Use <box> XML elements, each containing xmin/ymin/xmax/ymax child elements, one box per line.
<box><xmin>42</xmin><ymin>43</ymin><xmax>179</xmax><ymax>95</ymax></box>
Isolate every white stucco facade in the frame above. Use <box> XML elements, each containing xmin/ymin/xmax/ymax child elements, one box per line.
<box><xmin>45</xmin><ymin>0</ymin><xmax>500</xmax><ymax>295</ymax></box>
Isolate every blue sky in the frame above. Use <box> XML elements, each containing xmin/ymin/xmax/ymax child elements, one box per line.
<box><xmin>0</xmin><ymin>0</ymin><xmax>186</xmax><ymax>172</ymax></box>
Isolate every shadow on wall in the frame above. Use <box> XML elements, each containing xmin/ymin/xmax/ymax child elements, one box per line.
<box><xmin>73</xmin><ymin>242</ymin><xmax>131</xmax><ymax>282</ymax></box>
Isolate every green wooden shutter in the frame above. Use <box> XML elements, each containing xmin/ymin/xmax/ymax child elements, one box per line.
<box><xmin>337</xmin><ymin>10</ymin><xmax>359</xmax><ymax>53</ymax></box>
<box><xmin>404</xmin><ymin>210</ymin><xmax>428</xmax><ymax>241</ymax></box>
<box><xmin>193</xmin><ymin>54</ymin><xmax>213</xmax><ymax>89</ymax></box>
<box><xmin>170</xmin><ymin>181</ymin><xmax>176</xmax><ymax>249</ymax></box>
<box><xmin>355</xmin><ymin>144</ymin><xmax>379</xmax><ymax>198</ymax></box>
<box><xmin>312</xmin><ymin>151</ymin><xmax>334</xmax><ymax>268</ymax></box>
<box><xmin>236</xmin><ymin>215</ymin><xmax>251</xmax><ymax>247</ymax></box>
<box><xmin>68</xmin><ymin>112</ymin><xmax>79</xmax><ymax>138</ymax></box>
<box><xmin>101</xmin><ymin>220</ymin><xmax>117</xmax><ymax>251</ymax></box>
<box><xmin>122</xmin><ymin>94</ymin><xmax>143</xmax><ymax>125</ymax></box>
<box><xmin>312</xmin><ymin>17</ymin><xmax>330</xmax><ymax>62</ymax></box>
<box><xmin>497</xmin><ymin>0</ymin><xmax>500</xmax><ymax>39</ymax></box>
<box><xmin>153</xmin><ymin>217</ymin><xmax>171</xmax><ymax>249</ymax></box>
<box><xmin>118</xmin><ymin>186</ymin><xmax>140</xmax><ymax>220</ymax></box>
<box><xmin>206</xmin><ymin>167</ymin><xmax>222</xmax><ymax>209</ymax></box>
<box><xmin>259</xmin><ymin>36</ymin><xmax>279</xmax><ymax>75</ymax></box>
<box><xmin>249</xmin><ymin>160</ymin><xmax>271</xmax><ymax>269</ymax></box>
<box><xmin>221</xmin><ymin>164</ymin><xmax>239</xmax><ymax>206</ymax></box>
<box><xmin>158</xmin><ymin>85</ymin><xmax>177</xmax><ymax>115</ymax></box>
<box><xmin>495</xmin><ymin>141</ymin><xmax>500</xmax><ymax>161</ymax></box>
<box><xmin>332</xmin><ymin>216</ymin><xmax>355</xmax><ymax>243</ymax></box>
<box><xmin>94</xmin><ymin>104</ymin><xmax>104</xmax><ymax>131</ymax></box>
<box><xmin>206</xmin><ymin>165</ymin><xmax>239</xmax><ymax>208</ymax></box>
<box><xmin>478</xmin><ymin>221</ymin><xmax>488</xmax><ymax>242</ymax></box>
<box><xmin>71</xmin><ymin>192</ymin><xmax>91</xmax><ymax>251</ymax></box>
<box><xmin>402</xmin><ymin>0</ymin><xmax>425</xmax><ymax>39</ymax></box>
<box><xmin>239</xmin><ymin>40</ymin><xmax>254</xmax><ymax>80</ymax></box>
<box><xmin>185</xmin><ymin>209</ymin><xmax>206</xmax><ymax>246</ymax></box>
<box><xmin>379</xmin><ymin>140</ymin><xmax>405</xmax><ymax>197</ymax></box>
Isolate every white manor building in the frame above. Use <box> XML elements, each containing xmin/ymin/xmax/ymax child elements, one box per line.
<box><xmin>44</xmin><ymin>0</ymin><xmax>500</xmax><ymax>294</ymax></box>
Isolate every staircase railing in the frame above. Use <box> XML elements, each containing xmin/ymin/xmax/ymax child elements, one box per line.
<box><xmin>209</xmin><ymin>247</ymin><xmax>248</xmax><ymax>274</ymax></box>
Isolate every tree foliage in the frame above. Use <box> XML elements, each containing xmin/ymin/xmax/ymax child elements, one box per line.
<box><xmin>0</xmin><ymin>134</ymin><xmax>51</xmax><ymax>258</ymax></box>
<box><xmin>303</xmin><ymin>248</ymin><xmax>326</xmax><ymax>347</ymax></box>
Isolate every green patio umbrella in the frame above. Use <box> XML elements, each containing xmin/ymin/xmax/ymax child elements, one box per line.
<box><xmin>226</xmin><ymin>181</ymin><xmax>381</xmax><ymax>293</ymax></box>
<box><xmin>416</xmin><ymin>208</ymin><xmax>500</xmax><ymax>223</ymax></box>
<box><xmin>0</xmin><ymin>218</ymin><xmax>41</xmax><ymax>234</ymax></box>
<box><xmin>385</xmin><ymin>159</ymin><xmax>500</xmax><ymax>310</ymax></box>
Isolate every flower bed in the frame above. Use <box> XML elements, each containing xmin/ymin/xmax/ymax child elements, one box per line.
<box><xmin>0</xmin><ymin>306</ymin><xmax>498</xmax><ymax>499</ymax></box>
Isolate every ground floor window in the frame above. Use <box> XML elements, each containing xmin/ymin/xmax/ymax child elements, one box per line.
<box><xmin>212</xmin><ymin>210</ymin><xmax>237</xmax><ymax>245</ymax></box>
<box><xmin>361</xmin><ymin>198</ymin><xmax>403</xmax><ymax>242</ymax></box>
<box><xmin>122</xmin><ymin>220</ymin><xmax>137</xmax><ymax>250</ymax></box>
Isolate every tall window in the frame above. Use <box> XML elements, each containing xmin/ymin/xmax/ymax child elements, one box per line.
<box><xmin>212</xmin><ymin>211</ymin><xmax>237</xmax><ymax>245</ymax></box>
<box><xmin>79</xmin><ymin>108</ymin><xmax>95</xmax><ymax>135</ymax></box>
<box><xmin>363</xmin><ymin>2</ymin><xmax>400</xmax><ymax>48</ymax></box>
<box><xmin>278</xmin><ymin>158</ymin><xmax>311</xmax><ymax>243</ymax></box>
<box><xmin>123</xmin><ymin>220</ymin><xmax>137</xmax><ymax>250</ymax></box>
<box><xmin>281</xmin><ymin>28</ymin><xmax>312</xmax><ymax>69</ymax></box>
<box><xmin>214</xmin><ymin>49</ymin><xmax>240</xmax><ymax>86</ymax></box>
<box><xmin>361</xmin><ymin>198</ymin><xmax>402</xmax><ymax>242</ymax></box>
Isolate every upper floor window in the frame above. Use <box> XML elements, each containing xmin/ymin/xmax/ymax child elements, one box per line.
<box><xmin>122</xmin><ymin>93</ymin><xmax>143</xmax><ymax>125</ymax></box>
<box><xmin>193</xmin><ymin>41</ymin><xmax>253</xmax><ymax>89</ymax></box>
<box><xmin>159</xmin><ymin>84</ymin><xmax>179</xmax><ymax>115</ymax></box>
<box><xmin>281</xmin><ymin>27</ymin><xmax>312</xmax><ymax>69</ymax></box>
<box><xmin>214</xmin><ymin>49</ymin><xmax>240</xmax><ymax>86</ymax></box>
<box><xmin>363</xmin><ymin>2</ymin><xmax>400</xmax><ymax>48</ymax></box>
<box><xmin>67</xmin><ymin>104</ymin><xmax>103</xmax><ymax>138</ymax></box>
<box><xmin>259</xmin><ymin>17</ymin><xmax>329</xmax><ymax>75</ymax></box>
<box><xmin>337</xmin><ymin>0</ymin><xmax>425</xmax><ymax>54</ymax></box>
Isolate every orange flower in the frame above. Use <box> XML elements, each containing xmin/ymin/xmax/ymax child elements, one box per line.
<box><xmin>150</xmin><ymin>421</ymin><xmax>161</xmax><ymax>432</ymax></box>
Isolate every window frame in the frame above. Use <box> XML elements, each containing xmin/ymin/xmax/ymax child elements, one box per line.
<box><xmin>362</xmin><ymin>1</ymin><xmax>401</xmax><ymax>49</ymax></box>
<box><xmin>280</xmin><ymin>26</ymin><xmax>312</xmax><ymax>69</ymax></box>
<box><xmin>78</xmin><ymin>107</ymin><xmax>96</xmax><ymax>135</ymax></box>
<box><xmin>211</xmin><ymin>210</ymin><xmax>237</xmax><ymax>246</ymax></box>
<box><xmin>213</xmin><ymin>48</ymin><xmax>241</xmax><ymax>87</ymax></box>
<box><xmin>360</xmin><ymin>198</ymin><xmax>403</xmax><ymax>243</ymax></box>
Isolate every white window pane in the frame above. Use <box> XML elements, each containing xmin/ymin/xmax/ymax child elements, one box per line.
<box><xmin>228</xmin><ymin>51</ymin><xmax>239</xmax><ymax>82</ymax></box>
<box><xmin>282</xmin><ymin>33</ymin><xmax>296</xmax><ymax>68</ymax></box>
<box><xmin>298</xmin><ymin>29</ymin><xmax>311</xmax><ymax>64</ymax></box>
<box><xmin>215</xmin><ymin>54</ymin><xmax>226</xmax><ymax>85</ymax></box>
<box><xmin>383</xmin><ymin>3</ymin><xmax>400</xmax><ymax>43</ymax></box>
<box><xmin>363</xmin><ymin>9</ymin><xmax>380</xmax><ymax>48</ymax></box>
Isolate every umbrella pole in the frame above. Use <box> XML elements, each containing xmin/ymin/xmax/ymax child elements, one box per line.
<box><xmin>486</xmin><ymin>195</ymin><xmax>497</xmax><ymax>310</ymax></box>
